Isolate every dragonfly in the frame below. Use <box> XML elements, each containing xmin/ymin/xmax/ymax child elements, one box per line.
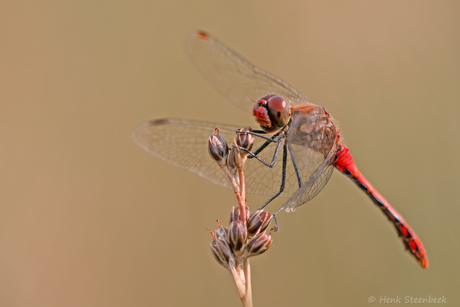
<box><xmin>132</xmin><ymin>31</ymin><xmax>428</xmax><ymax>268</ymax></box>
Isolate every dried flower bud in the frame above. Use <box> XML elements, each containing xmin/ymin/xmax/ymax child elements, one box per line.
<box><xmin>229</xmin><ymin>205</ymin><xmax>249</xmax><ymax>224</ymax></box>
<box><xmin>215</xmin><ymin>226</ymin><xmax>228</xmax><ymax>241</ymax></box>
<box><xmin>227</xmin><ymin>146</ymin><xmax>238</xmax><ymax>175</ymax></box>
<box><xmin>228</xmin><ymin>220</ymin><xmax>248</xmax><ymax>255</ymax></box>
<box><xmin>210</xmin><ymin>236</ymin><xmax>233</xmax><ymax>269</ymax></box>
<box><xmin>244</xmin><ymin>233</ymin><xmax>272</xmax><ymax>258</ymax></box>
<box><xmin>236</xmin><ymin>128</ymin><xmax>254</xmax><ymax>152</ymax></box>
<box><xmin>247</xmin><ymin>210</ymin><xmax>273</xmax><ymax>236</ymax></box>
<box><xmin>207</xmin><ymin>128</ymin><xmax>228</xmax><ymax>165</ymax></box>
<box><xmin>229</xmin><ymin>205</ymin><xmax>241</xmax><ymax>223</ymax></box>
<box><xmin>229</xmin><ymin>141</ymin><xmax>243</xmax><ymax>169</ymax></box>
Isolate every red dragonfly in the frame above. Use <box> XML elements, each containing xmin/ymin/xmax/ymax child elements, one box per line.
<box><xmin>133</xmin><ymin>31</ymin><xmax>428</xmax><ymax>268</ymax></box>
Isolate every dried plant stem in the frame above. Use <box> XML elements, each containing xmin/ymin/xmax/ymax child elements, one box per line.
<box><xmin>220</xmin><ymin>165</ymin><xmax>243</xmax><ymax>204</ymax></box>
<box><xmin>244</xmin><ymin>260</ymin><xmax>253</xmax><ymax>307</ymax></box>
<box><xmin>235</xmin><ymin>160</ymin><xmax>253</xmax><ymax>307</ymax></box>
<box><xmin>229</xmin><ymin>264</ymin><xmax>247</xmax><ymax>305</ymax></box>
<box><xmin>228</xmin><ymin>259</ymin><xmax>253</xmax><ymax>306</ymax></box>
<box><xmin>237</xmin><ymin>167</ymin><xmax>247</xmax><ymax>227</ymax></box>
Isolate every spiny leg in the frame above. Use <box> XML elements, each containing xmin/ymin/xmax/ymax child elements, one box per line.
<box><xmin>235</xmin><ymin>130</ymin><xmax>285</xmax><ymax>167</ymax></box>
<box><xmin>288</xmin><ymin>142</ymin><xmax>302</xmax><ymax>189</ymax></box>
<box><xmin>258</xmin><ymin>140</ymin><xmax>288</xmax><ymax>210</ymax></box>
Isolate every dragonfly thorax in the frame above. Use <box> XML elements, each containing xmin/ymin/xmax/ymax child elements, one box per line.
<box><xmin>252</xmin><ymin>94</ymin><xmax>290</xmax><ymax>133</ymax></box>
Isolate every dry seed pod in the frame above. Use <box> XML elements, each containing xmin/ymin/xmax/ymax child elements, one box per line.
<box><xmin>229</xmin><ymin>140</ymin><xmax>243</xmax><ymax>169</ymax></box>
<box><xmin>215</xmin><ymin>225</ymin><xmax>229</xmax><ymax>241</ymax></box>
<box><xmin>227</xmin><ymin>145</ymin><xmax>238</xmax><ymax>175</ymax></box>
<box><xmin>228</xmin><ymin>220</ymin><xmax>248</xmax><ymax>255</ymax></box>
<box><xmin>229</xmin><ymin>205</ymin><xmax>250</xmax><ymax>224</ymax></box>
<box><xmin>207</xmin><ymin>129</ymin><xmax>228</xmax><ymax>166</ymax></box>
<box><xmin>247</xmin><ymin>210</ymin><xmax>273</xmax><ymax>236</ymax></box>
<box><xmin>210</xmin><ymin>236</ymin><xmax>233</xmax><ymax>269</ymax></box>
<box><xmin>244</xmin><ymin>233</ymin><xmax>272</xmax><ymax>258</ymax></box>
<box><xmin>236</xmin><ymin>128</ymin><xmax>254</xmax><ymax>153</ymax></box>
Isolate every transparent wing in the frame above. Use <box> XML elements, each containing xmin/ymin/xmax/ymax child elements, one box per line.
<box><xmin>185</xmin><ymin>31</ymin><xmax>309</xmax><ymax>112</ymax></box>
<box><xmin>132</xmin><ymin>113</ymin><xmax>338</xmax><ymax>203</ymax></box>
<box><xmin>281</xmin><ymin>107</ymin><xmax>339</xmax><ymax>211</ymax></box>
<box><xmin>132</xmin><ymin>118</ymin><xmax>296</xmax><ymax>197</ymax></box>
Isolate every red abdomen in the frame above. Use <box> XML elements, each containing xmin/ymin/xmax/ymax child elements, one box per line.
<box><xmin>334</xmin><ymin>145</ymin><xmax>428</xmax><ymax>268</ymax></box>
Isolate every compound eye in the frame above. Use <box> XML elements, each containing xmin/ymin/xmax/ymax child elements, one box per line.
<box><xmin>267</xmin><ymin>96</ymin><xmax>289</xmax><ymax>127</ymax></box>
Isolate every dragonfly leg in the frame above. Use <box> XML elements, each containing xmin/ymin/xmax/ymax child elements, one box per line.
<box><xmin>236</xmin><ymin>129</ymin><xmax>284</xmax><ymax>155</ymax></box>
<box><xmin>234</xmin><ymin>137</ymin><xmax>283</xmax><ymax>168</ymax></box>
<box><xmin>234</xmin><ymin>128</ymin><xmax>286</xmax><ymax>167</ymax></box>
<box><xmin>249</xmin><ymin>129</ymin><xmax>267</xmax><ymax>134</ymax></box>
<box><xmin>287</xmin><ymin>142</ymin><xmax>302</xmax><ymax>189</ymax></box>
<box><xmin>236</xmin><ymin>128</ymin><xmax>283</xmax><ymax>143</ymax></box>
<box><xmin>270</xmin><ymin>203</ymin><xmax>286</xmax><ymax>232</ymax></box>
<box><xmin>258</xmin><ymin>141</ymin><xmax>288</xmax><ymax>210</ymax></box>
<box><xmin>272</xmin><ymin>214</ymin><xmax>280</xmax><ymax>232</ymax></box>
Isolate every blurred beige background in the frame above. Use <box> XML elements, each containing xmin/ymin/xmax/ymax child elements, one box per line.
<box><xmin>1</xmin><ymin>1</ymin><xmax>459</xmax><ymax>306</ymax></box>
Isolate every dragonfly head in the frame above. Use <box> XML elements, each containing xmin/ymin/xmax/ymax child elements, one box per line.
<box><xmin>253</xmin><ymin>94</ymin><xmax>290</xmax><ymax>132</ymax></box>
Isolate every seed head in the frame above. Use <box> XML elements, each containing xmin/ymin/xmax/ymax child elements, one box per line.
<box><xmin>236</xmin><ymin>128</ymin><xmax>254</xmax><ymax>152</ymax></box>
<box><xmin>207</xmin><ymin>128</ymin><xmax>228</xmax><ymax>165</ymax></box>
<box><xmin>228</xmin><ymin>220</ymin><xmax>248</xmax><ymax>255</ymax></box>
<box><xmin>244</xmin><ymin>233</ymin><xmax>272</xmax><ymax>258</ymax></box>
<box><xmin>229</xmin><ymin>141</ymin><xmax>243</xmax><ymax>169</ymax></box>
<box><xmin>215</xmin><ymin>225</ymin><xmax>229</xmax><ymax>241</ymax></box>
<box><xmin>229</xmin><ymin>205</ymin><xmax>249</xmax><ymax>224</ymax></box>
<box><xmin>247</xmin><ymin>210</ymin><xmax>273</xmax><ymax>236</ymax></box>
<box><xmin>210</xmin><ymin>236</ymin><xmax>233</xmax><ymax>269</ymax></box>
<box><xmin>227</xmin><ymin>146</ymin><xmax>238</xmax><ymax>175</ymax></box>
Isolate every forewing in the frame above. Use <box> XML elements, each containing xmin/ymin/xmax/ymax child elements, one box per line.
<box><xmin>185</xmin><ymin>31</ymin><xmax>309</xmax><ymax>112</ymax></box>
<box><xmin>132</xmin><ymin>118</ymin><xmax>293</xmax><ymax>196</ymax></box>
<box><xmin>133</xmin><ymin>118</ymin><xmax>235</xmax><ymax>189</ymax></box>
